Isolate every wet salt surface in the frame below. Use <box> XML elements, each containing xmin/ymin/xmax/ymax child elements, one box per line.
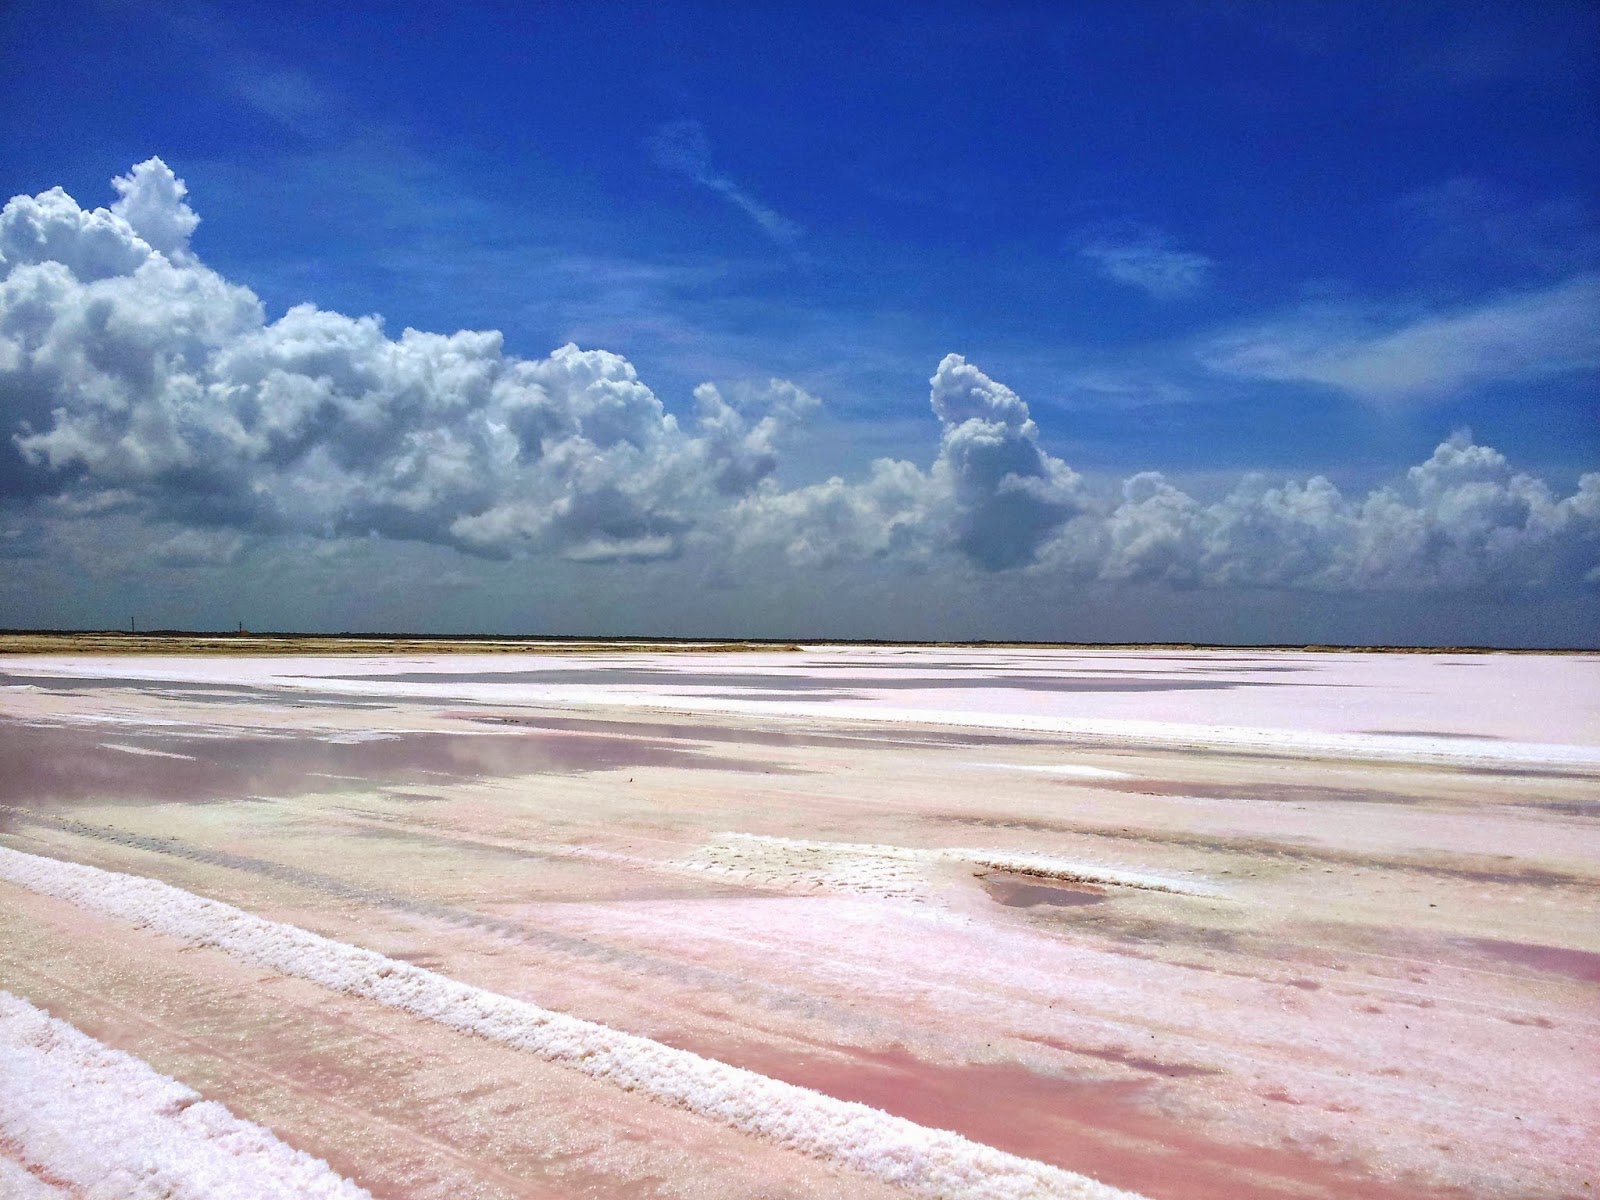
<box><xmin>1462</xmin><ymin>937</ymin><xmax>1600</xmax><ymax>983</ymax></box>
<box><xmin>707</xmin><ymin>1042</ymin><xmax>1457</xmax><ymax>1200</ymax></box>
<box><xmin>0</xmin><ymin>719</ymin><xmax>780</xmax><ymax>810</ymax></box>
<box><xmin>1</xmin><ymin>672</ymin><xmax>293</xmax><ymax>699</ymax></box>
<box><xmin>469</xmin><ymin>712</ymin><xmax>1052</xmax><ymax>749</ymax></box>
<box><xmin>8</xmin><ymin>648</ymin><xmax>1596</xmax><ymax>760</ymax></box>
<box><xmin>936</xmin><ymin>811</ymin><xmax>1600</xmax><ymax>889</ymax></box>
<box><xmin>1099</xmin><ymin>779</ymin><xmax>1426</xmax><ymax>807</ymax></box>
<box><xmin>1029</xmin><ymin>1039</ymin><xmax>1220</xmax><ymax>1080</ymax></box>
<box><xmin>0</xmin><ymin>672</ymin><xmax>402</xmax><ymax>710</ymax></box>
<box><xmin>328</xmin><ymin>667</ymin><xmax>1287</xmax><ymax>694</ymax></box>
<box><xmin>1360</xmin><ymin>730</ymin><xmax>1506</xmax><ymax>741</ymax></box>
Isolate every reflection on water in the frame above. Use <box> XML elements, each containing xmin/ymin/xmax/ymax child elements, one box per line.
<box><xmin>0</xmin><ymin>672</ymin><xmax>398</xmax><ymax>708</ymax></box>
<box><xmin>980</xmin><ymin>872</ymin><xmax>1108</xmax><ymax>908</ymax></box>
<box><xmin>0</xmin><ymin>719</ymin><xmax>779</xmax><ymax>813</ymax></box>
<box><xmin>470</xmin><ymin>713</ymin><xmax>1046</xmax><ymax>749</ymax></box>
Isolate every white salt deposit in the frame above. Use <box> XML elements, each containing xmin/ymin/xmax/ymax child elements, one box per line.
<box><xmin>951</xmin><ymin>849</ymin><xmax>1214</xmax><ymax>895</ymax></box>
<box><xmin>99</xmin><ymin>742</ymin><xmax>199</xmax><ymax>760</ymax></box>
<box><xmin>963</xmin><ymin>763</ymin><xmax>1134</xmax><ymax>779</ymax></box>
<box><xmin>0</xmin><ymin>1155</ymin><xmax>67</xmax><ymax>1199</ymax></box>
<box><xmin>686</xmin><ymin>833</ymin><xmax>1214</xmax><ymax>899</ymax></box>
<box><xmin>0</xmin><ymin>846</ymin><xmax>1144</xmax><ymax>1200</ymax></box>
<box><xmin>686</xmin><ymin>833</ymin><xmax>940</xmax><ymax>900</ymax></box>
<box><xmin>0</xmin><ymin>990</ymin><xmax>371</xmax><ymax>1200</ymax></box>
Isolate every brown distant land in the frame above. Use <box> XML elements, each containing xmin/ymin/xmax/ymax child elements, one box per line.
<box><xmin>0</xmin><ymin>630</ymin><xmax>1586</xmax><ymax>656</ymax></box>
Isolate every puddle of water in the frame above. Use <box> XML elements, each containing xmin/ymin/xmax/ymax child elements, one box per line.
<box><xmin>1461</xmin><ymin>938</ymin><xmax>1600</xmax><ymax>984</ymax></box>
<box><xmin>0</xmin><ymin>719</ymin><xmax>780</xmax><ymax>815</ymax></box>
<box><xmin>980</xmin><ymin>872</ymin><xmax>1108</xmax><ymax>908</ymax></box>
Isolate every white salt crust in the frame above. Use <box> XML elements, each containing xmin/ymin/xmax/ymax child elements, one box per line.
<box><xmin>686</xmin><ymin>833</ymin><xmax>1214</xmax><ymax>900</ymax></box>
<box><xmin>0</xmin><ymin>1155</ymin><xmax>68</xmax><ymax>1199</ymax></box>
<box><xmin>0</xmin><ymin>846</ymin><xmax>1143</xmax><ymax>1200</ymax></box>
<box><xmin>961</xmin><ymin>763</ymin><xmax>1134</xmax><ymax>780</ymax></box>
<box><xmin>12</xmin><ymin>651</ymin><xmax>1598</xmax><ymax>768</ymax></box>
<box><xmin>0</xmin><ymin>990</ymin><xmax>371</xmax><ymax>1200</ymax></box>
<box><xmin>98</xmin><ymin>741</ymin><xmax>199</xmax><ymax>760</ymax></box>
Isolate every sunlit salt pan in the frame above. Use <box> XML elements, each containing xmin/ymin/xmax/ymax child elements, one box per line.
<box><xmin>0</xmin><ymin>846</ymin><xmax>1142</xmax><ymax>1200</ymax></box>
<box><xmin>0</xmin><ymin>991</ymin><xmax>370</xmax><ymax>1200</ymax></box>
<box><xmin>13</xmin><ymin>650</ymin><xmax>1598</xmax><ymax>767</ymax></box>
<box><xmin>964</xmin><ymin>762</ymin><xmax>1133</xmax><ymax>780</ymax></box>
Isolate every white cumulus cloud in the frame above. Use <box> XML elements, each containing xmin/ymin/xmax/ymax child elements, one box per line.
<box><xmin>0</xmin><ymin>159</ymin><xmax>815</xmax><ymax>563</ymax></box>
<box><xmin>733</xmin><ymin>354</ymin><xmax>1083</xmax><ymax>572</ymax></box>
<box><xmin>2</xmin><ymin>160</ymin><xmax>1596</xmax><ymax>599</ymax></box>
<box><xmin>1038</xmin><ymin>432</ymin><xmax>1600</xmax><ymax>592</ymax></box>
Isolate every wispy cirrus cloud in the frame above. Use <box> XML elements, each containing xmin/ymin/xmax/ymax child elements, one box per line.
<box><xmin>1201</xmin><ymin>273</ymin><xmax>1600</xmax><ymax>403</ymax></box>
<box><xmin>650</xmin><ymin>120</ymin><xmax>802</xmax><ymax>246</ymax></box>
<box><xmin>155</xmin><ymin>6</ymin><xmax>343</xmax><ymax>140</ymax></box>
<box><xmin>1075</xmin><ymin>223</ymin><xmax>1212</xmax><ymax>299</ymax></box>
<box><xmin>1396</xmin><ymin>176</ymin><xmax>1600</xmax><ymax>280</ymax></box>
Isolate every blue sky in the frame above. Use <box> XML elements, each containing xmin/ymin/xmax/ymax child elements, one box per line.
<box><xmin>0</xmin><ymin>2</ymin><xmax>1597</xmax><ymax>641</ymax></box>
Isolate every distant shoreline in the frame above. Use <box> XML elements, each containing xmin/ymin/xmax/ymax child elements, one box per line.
<box><xmin>0</xmin><ymin>630</ymin><xmax>1592</xmax><ymax>656</ymax></box>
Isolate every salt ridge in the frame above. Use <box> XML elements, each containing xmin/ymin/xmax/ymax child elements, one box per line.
<box><xmin>0</xmin><ymin>990</ymin><xmax>371</xmax><ymax>1200</ymax></box>
<box><xmin>0</xmin><ymin>846</ymin><xmax>1143</xmax><ymax>1200</ymax></box>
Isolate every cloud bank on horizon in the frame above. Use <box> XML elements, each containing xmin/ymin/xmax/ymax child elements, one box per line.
<box><xmin>1</xmin><ymin>160</ymin><xmax>1597</xmax><ymax>604</ymax></box>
